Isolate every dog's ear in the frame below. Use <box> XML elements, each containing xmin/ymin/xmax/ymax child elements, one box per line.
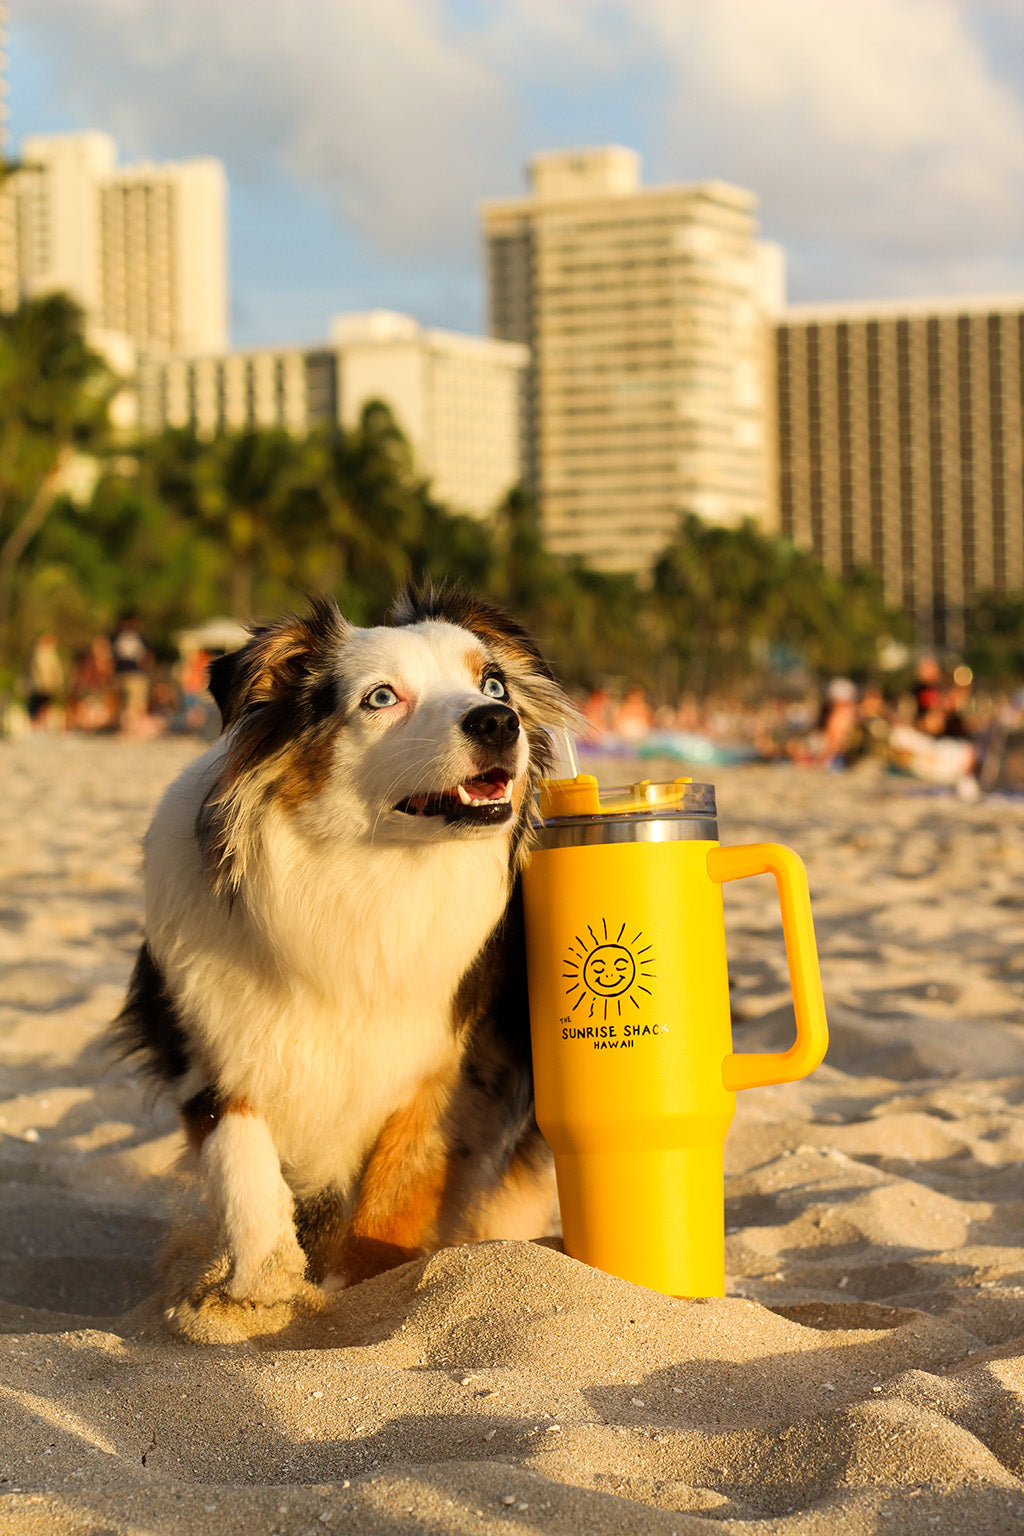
<box><xmin>206</xmin><ymin>648</ymin><xmax>243</xmax><ymax>726</ymax></box>
<box><xmin>207</xmin><ymin>597</ymin><xmax>350</xmax><ymax>729</ymax></box>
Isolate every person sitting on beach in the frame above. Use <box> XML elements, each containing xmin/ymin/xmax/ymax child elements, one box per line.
<box><xmin>912</xmin><ymin>655</ymin><xmax>945</xmax><ymax>723</ymax></box>
<box><xmin>615</xmin><ymin>687</ymin><xmax>654</xmax><ymax>745</ymax></box>
<box><xmin>890</xmin><ymin>665</ymin><xmax>979</xmax><ymax>795</ymax></box>
<box><xmin>111</xmin><ymin>616</ymin><xmax>153</xmax><ymax>733</ymax></box>
<box><xmin>856</xmin><ymin>684</ymin><xmax>892</xmax><ymax>759</ymax></box>
<box><xmin>809</xmin><ymin>678</ymin><xmax>861</xmax><ymax>768</ymax></box>
<box><xmin>68</xmin><ymin>635</ymin><xmax>117</xmax><ymax>732</ymax></box>
<box><xmin>26</xmin><ymin>633</ymin><xmax>65</xmax><ymax>730</ymax></box>
<box><xmin>939</xmin><ymin>668</ymin><xmax>976</xmax><ymax>741</ymax></box>
<box><xmin>581</xmin><ymin>686</ymin><xmax>613</xmax><ymax>743</ymax></box>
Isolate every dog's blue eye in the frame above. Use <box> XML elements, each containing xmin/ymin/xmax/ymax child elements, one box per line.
<box><xmin>364</xmin><ymin>686</ymin><xmax>399</xmax><ymax>710</ymax></box>
<box><xmin>482</xmin><ymin>675</ymin><xmax>508</xmax><ymax>701</ymax></box>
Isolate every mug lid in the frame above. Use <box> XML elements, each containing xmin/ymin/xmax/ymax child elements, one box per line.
<box><xmin>536</xmin><ymin>774</ymin><xmax>717</xmax><ymax>824</ymax></box>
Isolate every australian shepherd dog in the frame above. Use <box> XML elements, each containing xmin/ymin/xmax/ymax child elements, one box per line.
<box><xmin>113</xmin><ymin>584</ymin><xmax>578</xmax><ymax>1342</ymax></box>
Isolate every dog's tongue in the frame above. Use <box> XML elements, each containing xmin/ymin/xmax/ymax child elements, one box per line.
<box><xmin>399</xmin><ymin>769</ymin><xmax>510</xmax><ymax>815</ymax></box>
<box><xmin>462</xmin><ymin>773</ymin><xmax>507</xmax><ymax>801</ymax></box>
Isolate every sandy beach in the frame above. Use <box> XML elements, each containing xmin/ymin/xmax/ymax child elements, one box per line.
<box><xmin>3</xmin><ymin>731</ymin><xmax>1024</xmax><ymax>1534</ymax></box>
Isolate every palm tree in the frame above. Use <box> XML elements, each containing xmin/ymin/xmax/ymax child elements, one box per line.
<box><xmin>205</xmin><ymin>430</ymin><xmax>308</xmax><ymax>620</ymax></box>
<box><xmin>308</xmin><ymin>401</ymin><xmax>463</xmax><ymax>620</ymax></box>
<box><xmin>299</xmin><ymin>411</ymin><xmax>415</xmax><ymax>618</ymax></box>
<box><xmin>143</xmin><ymin>426</ymin><xmax>309</xmax><ymax>621</ymax></box>
<box><xmin>0</xmin><ymin>294</ymin><xmax>114</xmax><ymax>664</ymax></box>
<box><xmin>654</xmin><ymin>517</ymin><xmax>898</xmax><ymax>696</ymax></box>
<box><xmin>964</xmin><ymin>590</ymin><xmax>1024</xmax><ymax>683</ymax></box>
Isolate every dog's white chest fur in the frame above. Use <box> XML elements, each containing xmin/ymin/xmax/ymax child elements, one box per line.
<box><xmin>145</xmin><ymin>743</ymin><xmax>510</xmax><ymax>1196</ymax></box>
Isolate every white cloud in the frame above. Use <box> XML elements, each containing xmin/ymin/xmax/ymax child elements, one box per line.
<box><xmin>12</xmin><ymin>0</ymin><xmax>521</xmax><ymax>256</ymax></box>
<box><xmin>643</xmin><ymin>0</ymin><xmax>1024</xmax><ymax>275</ymax></box>
<box><xmin>11</xmin><ymin>0</ymin><xmax>1024</xmax><ymax>304</ymax></box>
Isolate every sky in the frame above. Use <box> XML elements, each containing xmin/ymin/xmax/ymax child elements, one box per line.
<box><xmin>8</xmin><ymin>0</ymin><xmax>1024</xmax><ymax>350</ymax></box>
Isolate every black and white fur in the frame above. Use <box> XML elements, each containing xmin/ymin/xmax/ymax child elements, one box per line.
<box><xmin>113</xmin><ymin>585</ymin><xmax>579</xmax><ymax>1342</ymax></box>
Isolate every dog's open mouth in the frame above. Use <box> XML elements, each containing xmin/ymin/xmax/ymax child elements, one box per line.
<box><xmin>394</xmin><ymin>767</ymin><xmax>514</xmax><ymax>823</ymax></box>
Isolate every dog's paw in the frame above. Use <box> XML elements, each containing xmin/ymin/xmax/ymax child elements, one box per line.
<box><xmin>222</xmin><ymin>1226</ymin><xmax>312</xmax><ymax>1307</ymax></box>
<box><xmin>161</xmin><ymin>1227</ymin><xmax>327</xmax><ymax>1344</ymax></box>
<box><xmin>165</xmin><ymin>1275</ymin><xmax>328</xmax><ymax>1345</ymax></box>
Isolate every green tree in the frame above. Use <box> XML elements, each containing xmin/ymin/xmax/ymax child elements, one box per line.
<box><xmin>489</xmin><ymin>484</ymin><xmax>566</xmax><ymax>614</ymax></box>
<box><xmin>964</xmin><ymin>590</ymin><xmax>1024</xmax><ymax>684</ymax></box>
<box><xmin>0</xmin><ymin>294</ymin><xmax>114</xmax><ymax>667</ymax></box>
<box><xmin>654</xmin><ymin>517</ymin><xmax>778</xmax><ymax>695</ymax></box>
<box><xmin>143</xmin><ymin>426</ymin><xmax>311</xmax><ymax>621</ymax></box>
<box><xmin>654</xmin><ymin>517</ymin><xmax>902</xmax><ymax>697</ymax></box>
<box><xmin>303</xmin><ymin>404</ymin><xmax>428</xmax><ymax>619</ymax></box>
<box><xmin>32</xmin><ymin>462</ymin><xmax>226</xmax><ymax>656</ymax></box>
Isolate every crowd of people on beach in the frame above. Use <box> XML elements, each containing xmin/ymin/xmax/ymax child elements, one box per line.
<box><xmin>21</xmin><ymin>619</ymin><xmax>216</xmax><ymax>739</ymax></box>
<box><xmin>11</xmin><ymin>624</ymin><xmax>1024</xmax><ymax>795</ymax></box>
<box><xmin>580</xmin><ymin>658</ymin><xmax>1023</xmax><ymax>794</ymax></box>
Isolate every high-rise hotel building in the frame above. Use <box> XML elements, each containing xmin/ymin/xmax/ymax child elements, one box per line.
<box><xmin>776</xmin><ymin>297</ymin><xmax>1024</xmax><ymax>648</ymax></box>
<box><xmin>8</xmin><ymin>131</ymin><xmax>227</xmax><ymax>357</ymax></box>
<box><xmin>481</xmin><ymin>147</ymin><xmax>782</xmax><ymax>572</ymax></box>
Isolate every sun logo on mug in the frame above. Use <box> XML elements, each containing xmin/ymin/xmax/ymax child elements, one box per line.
<box><xmin>563</xmin><ymin>921</ymin><xmax>656</xmax><ymax>1019</ymax></box>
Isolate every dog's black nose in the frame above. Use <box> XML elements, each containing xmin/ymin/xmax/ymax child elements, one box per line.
<box><xmin>460</xmin><ymin>703</ymin><xmax>520</xmax><ymax>755</ymax></box>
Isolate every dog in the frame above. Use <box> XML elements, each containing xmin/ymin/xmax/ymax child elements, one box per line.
<box><xmin>112</xmin><ymin>584</ymin><xmax>579</xmax><ymax>1342</ymax></box>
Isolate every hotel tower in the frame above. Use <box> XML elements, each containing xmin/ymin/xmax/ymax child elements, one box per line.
<box><xmin>8</xmin><ymin>130</ymin><xmax>227</xmax><ymax>357</ymax></box>
<box><xmin>776</xmin><ymin>297</ymin><xmax>1024</xmax><ymax>648</ymax></box>
<box><xmin>482</xmin><ymin>147</ymin><xmax>782</xmax><ymax>573</ymax></box>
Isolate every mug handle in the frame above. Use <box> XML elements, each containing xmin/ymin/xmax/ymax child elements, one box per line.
<box><xmin>707</xmin><ymin>842</ymin><xmax>829</xmax><ymax>1093</ymax></box>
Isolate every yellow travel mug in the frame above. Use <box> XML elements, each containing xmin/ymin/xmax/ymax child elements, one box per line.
<box><xmin>522</xmin><ymin>773</ymin><xmax>828</xmax><ymax>1298</ymax></box>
